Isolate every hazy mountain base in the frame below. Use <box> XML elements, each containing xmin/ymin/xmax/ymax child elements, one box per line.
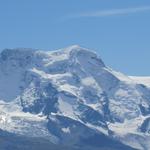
<box><xmin>0</xmin><ymin>130</ymin><xmax>136</xmax><ymax>150</ymax></box>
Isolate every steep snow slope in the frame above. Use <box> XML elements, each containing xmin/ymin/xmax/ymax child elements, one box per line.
<box><xmin>0</xmin><ymin>45</ymin><xmax>150</xmax><ymax>150</ymax></box>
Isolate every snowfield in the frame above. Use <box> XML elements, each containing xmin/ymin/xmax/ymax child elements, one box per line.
<box><xmin>129</xmin><ymin>76</ymin><xmax>150</xmax><ymax>87</ymax></box>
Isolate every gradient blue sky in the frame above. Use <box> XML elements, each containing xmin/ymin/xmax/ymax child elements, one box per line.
<box><xmin>0</xmin><ymin>0</ymin><xmax>150</xmax><ymax>76</ymax></box>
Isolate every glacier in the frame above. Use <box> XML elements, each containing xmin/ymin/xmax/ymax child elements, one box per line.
<box><xmin>0</xmin><ymin>45</ymin><xmax>150</xmax><ymax>150</ymax></box>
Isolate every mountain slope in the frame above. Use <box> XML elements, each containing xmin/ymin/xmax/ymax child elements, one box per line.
<box><xmin>129</xmin><ymin>76</ymin><xmax>150</xmax><ymax>88</ymax></box>
<box><xmin>0</xmin><ymin>45</ymin><xmax>150</xmax><ymax>150</ymax></box>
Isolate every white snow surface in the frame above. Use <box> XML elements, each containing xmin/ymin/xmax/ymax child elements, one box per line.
<box><xmin>129</xmin><ymin>76</ymin><xmax>150</xmax><ymax>87</ymax></box>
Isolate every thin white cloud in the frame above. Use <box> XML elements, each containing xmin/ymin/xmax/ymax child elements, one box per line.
<box><xmin>65</xmin><ymin>6</ymin><xmax>150</xmax><ymax>20</ymax></box>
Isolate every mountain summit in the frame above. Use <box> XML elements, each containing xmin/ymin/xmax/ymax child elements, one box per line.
<box><xmin>0</xmin><ymin>46</ymin><xmax>150</xmax><ymax>150</ymax></box>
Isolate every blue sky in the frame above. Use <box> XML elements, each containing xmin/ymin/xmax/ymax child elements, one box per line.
<box><xmin>0</xmin><ymin>0</ymin><xmax>150</xmax><ymax>76</ymax></box>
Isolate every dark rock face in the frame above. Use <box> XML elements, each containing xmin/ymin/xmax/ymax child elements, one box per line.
<box><xmin>140</xmin><ymin>117</ymin><xmax>150</xmax><ymax>133</ymax></box>
<box><xmin>21</xmin><ymin>82</ymin><xmax>58</xmax><ymax>115</ymax></box>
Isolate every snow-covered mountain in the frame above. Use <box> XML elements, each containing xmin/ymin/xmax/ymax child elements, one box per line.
<box><xmin>0</xmin><ymin>45</ymin><xmax>150</xmax><ymax>150</ymax></box>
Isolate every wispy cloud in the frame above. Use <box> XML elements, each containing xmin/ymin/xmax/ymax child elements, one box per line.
<box><xmin>64</xmin><ymin>6</ymin><xmax>150</xmax><ymax>20</ymax></box>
